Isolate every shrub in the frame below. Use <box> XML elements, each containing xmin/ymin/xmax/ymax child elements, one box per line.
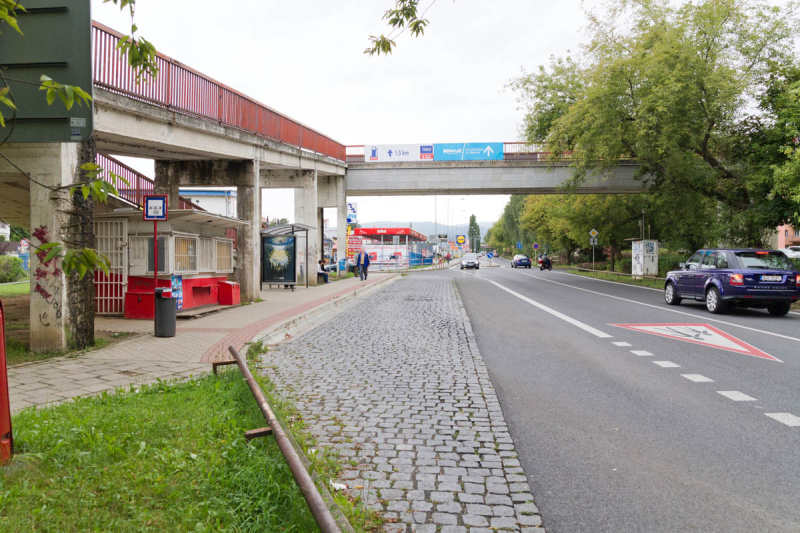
<box><xmin>0</xmin><ymin>255</ymin><xmax>26</xmax><ymax>283</ymax></box>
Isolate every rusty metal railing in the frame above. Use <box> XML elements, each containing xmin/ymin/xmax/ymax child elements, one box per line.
<box><xmin>220</xmin><ymin>346</ymin><xmax>341</xmax><ymax>533</ymax></box>
<box><xmin>92</xmin><ymin>22</ymin><xmax>346</xmax><ymax>163</ymax></box>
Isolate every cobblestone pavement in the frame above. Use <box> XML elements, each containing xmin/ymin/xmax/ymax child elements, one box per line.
<box><xmin>258</xmin><ymin>276</ymin><xmax>545</xmax><ymax>532</ymax></box>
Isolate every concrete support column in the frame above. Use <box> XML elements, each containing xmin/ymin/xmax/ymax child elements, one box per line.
<box><xmin>6</xmin><ymin>143</ymin><xmax>90</xmax><ymax>352</ymax></box>
<box><xmin>153</xmin><ymin>161</ymin><xmax>181</xmax><ymax>208</ymax></box>
<box><xmin>235</xmin><ymin>160</ymin><xmax>260</xmax><ymax>301</ymax></box>
<box><xmin>293</xmin><ymin>170</ymin><xmax>319</xmax><ymax>286</ymax></box>
<box><xmin>336</xmin><ymin>177</ymin><xmax>348</xmax><ymax>278</ymax></box>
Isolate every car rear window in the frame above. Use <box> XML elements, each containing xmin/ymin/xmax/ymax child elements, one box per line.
<box><xmin>734</xmin><ymin>251</ymin><xmax>796</xmax><ymax>270</ymax></box>
<box><xmin>463</xmin><ymin>254</ymin><xmax>478</xmax><ymax>261</ymax></box>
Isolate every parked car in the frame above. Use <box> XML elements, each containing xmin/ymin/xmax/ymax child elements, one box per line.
<box><xmin>781</xmin><ymin>246</ymin><xmax>800</xmax><ymax>259</ymax></box>
<box><xmin>461</xmin><ymin>252</ymin><xmax>480</xmax><ymax>270</ymax></box>
<box><xmin>511</xmin><ymin>254</ymin><xmax>532</xmax><ymax>268</ymax></box>
<box><xmin>664</xmin><ymin>249</ymin><xmax>800</xmax><ymax>316</ymax></box>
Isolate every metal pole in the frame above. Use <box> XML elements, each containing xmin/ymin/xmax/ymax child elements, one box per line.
<box><xmin>592</xmin><ymin>245</ymin><xmax>595</xmax><ymax>271</ymax></box>
<box><xmin>153</xmin><ymin>220</ymin><xmax>158</xmax><ymax>332</ymax></box>
<box><xmin>227</xmin><ymin>347</ymin><xmax>341</xmax><ymax>533</ymax></box>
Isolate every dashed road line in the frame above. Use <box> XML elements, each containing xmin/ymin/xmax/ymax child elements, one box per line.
<box><xmin>681</xmin><ymin>374</ymin><xmax>714</xmax><ymax>383</ymax></box>
<box><xmin>612</xmin><ymin>341</ymin><xmax>632</xmax><ymax>347</ymax></box>
<box><xmin>631</xmin><ymin>350</ymin><xmax>653</xmax><ymax>356</ymax></box>
<box><xmin>765</xmin><ymin>413</ymin><xmax>800</xmax><ymax>427</ymax></box>
<box><xmin>653</xmin><ymin>361</ymin><xmax>681</xmax><ymax>368</ymax></box>
<box><xmin>717</xmin><ymin>391</ymin><xmax>757</xmax><ymax>402</ymax></box>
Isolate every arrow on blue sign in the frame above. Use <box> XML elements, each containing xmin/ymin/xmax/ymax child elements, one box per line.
<box><xmin>516</xmin><ymin>241</ymin><xmax>522</xmax><ymax>249</ymax></box>
<box><xmin>388</xmin><ymin>150</ymin><xmax>393</xmax><ymax>157</ymax></box>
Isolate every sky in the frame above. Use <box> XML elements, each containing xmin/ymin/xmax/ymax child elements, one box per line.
<box><xmin>91</xmin><ymin>0</ymin><xmax>603</xmax><ymax>227</ymax></box>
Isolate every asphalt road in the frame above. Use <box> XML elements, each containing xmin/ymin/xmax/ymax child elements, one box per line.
<box><xmin>447</xmin><ymin>257</ymin><xmax>800</xmax><ymax>532</ymax></box>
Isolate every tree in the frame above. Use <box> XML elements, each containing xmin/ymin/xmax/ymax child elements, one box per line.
<box><xmin>366</xmin><ymin>0</ymin><xmax>433</xmax><ymax>56</ymax></box>
<box><xmin>467</xmin><ymin>214</ymin><xmax>481</xmax><ymax>252</ymax></box>
<box><xmin>513</xmin><ymin>0</ymin><xmax>800</xmax><ymax>246</ymax></box>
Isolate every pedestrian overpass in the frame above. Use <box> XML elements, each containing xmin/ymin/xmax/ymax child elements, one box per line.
<box><xmin>0</xmin><ymin>21</ymin><xmax>643</xmax><ymax>352</ymax></box>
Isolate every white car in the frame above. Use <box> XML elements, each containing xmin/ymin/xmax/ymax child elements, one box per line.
<box><xmin>461</xmin><ymin>253</ymin><xmax>480</xmax><ymax>269</ymax></box>
<box><xmin>781</xmin><ymin>246</ymin><xmax>800</xmax><ymax>259</ymax></box>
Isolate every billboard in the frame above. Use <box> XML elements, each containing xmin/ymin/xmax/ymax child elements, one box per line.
<box><xmin>261</xmin><ymin>236</ymin><xmax>297</xmax><ymax>284</ymax></box>
<box><xmin>434</xmin><ymin>143</ymin><xmax>504</xmax><ymax>161</ymax></box>
<box><xmin>366</xmin><ymin>144</ymin><xmax>434</xmax><ymax>162</ymax></box>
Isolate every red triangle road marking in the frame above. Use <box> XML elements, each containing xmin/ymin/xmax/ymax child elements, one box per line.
<box><xmin>608</xmin><ymin>323</ymin><xmax>781</xmax><ymax>362</ymax></box>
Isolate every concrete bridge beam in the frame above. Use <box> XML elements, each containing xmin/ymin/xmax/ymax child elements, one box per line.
<box><xmin>155</xmin><ymin>159</ymin><xmax>262</xmax><ymax>302</ymax></box>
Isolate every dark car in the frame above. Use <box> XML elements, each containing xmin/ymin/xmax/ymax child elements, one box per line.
<box><xmin>511</xmin><ymin>254</ymin><xmax>532</xmax><ymax>268</ymax></box>
<box><xmin>664</xmin><ymin>249</ymin><xmax>800</xmax><ymax>316</ymax></box>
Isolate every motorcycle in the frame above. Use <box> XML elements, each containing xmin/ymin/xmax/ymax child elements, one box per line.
<box><xmin>538</xmin><ymin>255</ymin><xmax>552</xmax><ymax>271</ymax></box>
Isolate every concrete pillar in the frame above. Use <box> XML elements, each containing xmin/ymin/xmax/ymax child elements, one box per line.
<box><xmin>153</xmin><ymin>161</ymin><xmax>181</xmax><ymax>208</ymax></box>
<box><xmin>3</xmin><ymin>143</ymin><xmax>87</xmax><ymax>352</ymax></box>
<box><xmin>235</xmin><ymin>160</ymin><xmax>260</xmax><ymax>301</ymax></box>
<box><xmin>293</xmin><ymin>170</ymin><xmax>319</xmax><ymax>286</ymax></box>
<box><xmin>336</xmin><ymin>176</ymin><xmax>348</xmax><ymax>278</ymax></box>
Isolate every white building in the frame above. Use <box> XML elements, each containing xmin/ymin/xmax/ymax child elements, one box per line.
<box><xmin>0</xmin><ymin>222</ymin><xmax>10</xmax><ymax>242</ymax></box>
<box><xmin>178</xmin><ymin>188</ymin><xmax>237</xmax><ymax>218</ymax></box>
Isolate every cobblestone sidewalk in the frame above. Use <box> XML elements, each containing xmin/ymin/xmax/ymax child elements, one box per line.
<box><xmin>258</xmin><ymin>276</ymin><xmax>545</xmax><ymax>532</ymax></box>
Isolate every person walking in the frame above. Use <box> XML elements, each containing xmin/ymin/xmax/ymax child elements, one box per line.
<box><xmin>446</xmin><ymin>252</ymin><xmax>451</xmax><ymax>264</ymax></box>
<box><xmin>355</xmin><ymin>249</ymin><xmax>370</xmax><ymax>281</ymax></box>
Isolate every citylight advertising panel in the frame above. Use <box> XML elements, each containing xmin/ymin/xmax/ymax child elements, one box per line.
<box><xmin>261</xmin><ymin>236</ymin><xmax>296</xmax><ymax>284</ymax></box>
<box><xmin>366</xmin><ymin>144</ymin><xmax>434</xmax><ymax>162</ymax></box>
<box><xmin>434</xmin><ymin>142</ymin><xmax>504</xmax><ymax>161</ymax></box>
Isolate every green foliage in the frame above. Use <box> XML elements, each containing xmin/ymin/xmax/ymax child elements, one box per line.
<box><xmin>0</xmin><ymin>279</ymin><xmax>27</xmax><ymax>296</ymax></box>
<box><xmin>366</xmin><ymin>0</ymin><xmax>432</xmax><ymax>56</ymax></box>
<box><xmin>2</xmin><ymin>373</ymin><xmax>319</xmax><ymax>532</ymax></box>
<box><xmin>514</xmin><ymin>0</ymin><xmax>800</xmax><ymax>246</ymax></box>
<box><xmin>0</xmin><ymin>255</ymin><xmax>25</xmax><ymax>283</ymax></box>
<box><xmin>38</xmin><ymin>75</ymin><xmax>92</xmax><ymax>111</ymax></box>
<box><xmin>468</xmin><ymin>214</ymin><xmax>481</xmax><ymax>252</ymax></box>
<box><xmin>0</xmin><ymin>0</ymin><xmax>25</xmax><ymax>35</ymax></box>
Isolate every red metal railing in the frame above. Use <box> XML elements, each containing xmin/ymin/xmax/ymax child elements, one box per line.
<box><xmin>96</xmin><ymin>153</ymin><xmax>200</xmax><ymax>210</ymax></box>
<box><xmin>345</xmin><ymin>143</ymin><xmax>576</xmax><ymax>164</ymax></box>
<box><xmin>92</xmin><ymin>22</ymin><xmax>345</xmax><ymax>162</ymax></box>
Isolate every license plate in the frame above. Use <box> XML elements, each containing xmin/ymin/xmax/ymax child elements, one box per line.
<box><xmin>761</xmin><ymin>275</ymin><xmax>782</xmax><ymax>282</ymax></box>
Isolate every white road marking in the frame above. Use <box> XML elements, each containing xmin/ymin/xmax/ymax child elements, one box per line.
<box><xmin>485</xmin><ymin>279</ymin><xmax>612</xmax><ymax>338</ymax></box>
<box><xmin>681</xmin><ymin>374</ymin><xmax>714</xmax><ymax>383</ymax></box>
<box><xmin>516</xmin><ymin>270</ymin><xmax>800</xmax><ymax>346</ymax></box>
<box><xmin>612</xmin><ymin>341</ymin><xmax>632</xmax><ymax>347</ymax></box>
<box><xmin>631</xmin><ymin>350</ymin><xmax>653</xmax><ymax>356</ymax></box>
<box><xmin>653</xmin><ymin>361</ymin><xmax>681</xmax><ymax>368</ymax></box>
<box><xmin>765</xmin><ymin>413</ymin><xmax>800</xmax><ymax>427</ymax></box>
<box><xmin>717</xmin><ymin>391</ymin><xmax>757</xmax><ymax>402</ymax></box>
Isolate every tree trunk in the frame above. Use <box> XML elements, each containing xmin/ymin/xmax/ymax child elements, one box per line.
<box><xmin>65</xmin><ymin>137</ymin><xmax>96</xmax><ymax>350</ymax></box>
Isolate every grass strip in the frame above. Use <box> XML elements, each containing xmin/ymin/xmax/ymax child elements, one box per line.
<box><xmin>0</xmin><ymin>281</ymin><xmax>29</xmax><ymax>297</ymax></box>
<box><xmin>1</xmin><ymin>372</ymin><xmax>319</xmax><ymax>532</ymax></box>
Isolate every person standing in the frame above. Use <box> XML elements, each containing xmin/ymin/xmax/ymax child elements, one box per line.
<box><xmin>355</xmin><ymin>249</ymin><xmax>370</xmax><ymax>281</ymax></box>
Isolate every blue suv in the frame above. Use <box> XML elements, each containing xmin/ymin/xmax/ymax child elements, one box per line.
<box><xmin>664</xmin><ymin>249</ymin><xmax>800</xmax><ymax>316</ymax></box>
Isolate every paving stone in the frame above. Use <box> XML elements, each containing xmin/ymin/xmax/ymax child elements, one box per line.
<box><xmin>463</xmin><ymin>514</ymin><xmax>490</xmax><ymax>527</ymax></box>
<box><xmin>432</xmin><ymin>513</ymin><xmax>458</xmax><ymax>526</ymax></box>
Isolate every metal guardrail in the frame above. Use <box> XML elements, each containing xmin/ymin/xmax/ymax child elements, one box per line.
<box><xmin>92</xmin><ymin>22</ymin><xmax>346</xmax><ymax>163</ymax></box>
<box><xmin>574</xmin><ymin>267</ymin><xmax>665</xmax><ymax>284</ymax></box>
<box><xmin>221</xmin><ymin>346</ymin><xmax>341</xmax><ymax>533</ymax></box>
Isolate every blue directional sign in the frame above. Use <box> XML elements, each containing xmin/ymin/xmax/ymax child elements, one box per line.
<box><xmin>516</xmin><ymin>241</ymin><xmax>522</xmax><ymax>249</ymax></box>
<box><xmin>434</xmin><ymin>142</ymin><xmax>504</xmax><ymax>161</ymax></box>
<box><xmin>487</xmin><ymin>252</ymin><xmax>494</xmax><ymax>259</ymax></box>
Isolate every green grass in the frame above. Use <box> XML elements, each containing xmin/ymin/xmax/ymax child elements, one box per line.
<box><xmin>1</xmin><ymin>372</ymin><xmax>320</xmax><ymax>532</ymax></box>
<box><xmin>568</xmin><ymin>267</ymin><xmax>664</xmax><ymax>289</ymax></box>
<box><xmin>0</xmin><ymin>281</ymin><xmax>28</xmax><ymax>297</ymax></box>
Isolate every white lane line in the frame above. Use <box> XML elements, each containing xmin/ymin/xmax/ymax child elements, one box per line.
<box><xmin>765</xmin><ymin>413</ymin><xmax>800</xmax><ymax>427</ymax></box>
<box><xmin>717</xmin><ymin>391</ymin><xmax>757</xmax><ymax>402</ymax></box>
<box><xmin>631</xmin><ymin>350</ymin><xmax>653</xmax><ymax>356</ymax></box>
<box><xmin>485</xmin><ymin>279</ymin><xmax>612</xmax><ymax>338</ymax></box>
<box><xmin>681</xmin><ymin>374</ymin><xmax>714</xmax><ymax>383</ymax></box>
<box><xmin>517</xmin><ymin>271</ymin><xmax>800</xmax><ymax>345</ymax></box>
<box><xmin>612</xmin><ymin>341</ymin><xmax>632</xmax><ymax>347</ymax></box>
<box><xmin>653</xmin><ymin>361</ymin><xmax>681</xmax><ymax>368</ymax></box>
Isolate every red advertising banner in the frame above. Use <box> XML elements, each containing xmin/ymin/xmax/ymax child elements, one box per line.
<box><xmin>346</xmin><ymin>235</ymin><xmax>363</xmax><ymax>261</ymax></box>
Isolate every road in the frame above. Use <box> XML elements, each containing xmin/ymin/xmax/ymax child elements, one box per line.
<box><xmin>451</xmin><ymin>257</ymin><xmax>800</xmax><ymax>532</ymax></box>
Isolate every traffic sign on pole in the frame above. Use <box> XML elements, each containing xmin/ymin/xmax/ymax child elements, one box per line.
<box><xmin>589</xmin><ymin>228</ymin><xmax>598</xmax><ymax>238</ymax></box>
<box><xmin>533</xmin><ymin>243</ymin><xmax>539</xmax><ymax>250</ymax></box>
<box><xmin>516</xmin><ymin>241</ymin><xmax>522</xmax><ymax>249</ymax></box>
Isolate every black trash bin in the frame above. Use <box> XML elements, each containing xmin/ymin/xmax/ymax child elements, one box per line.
<box><xmin>154</xmin><ymin>287</ymin><xmax>176</xmax><ymax>337</ymax></box>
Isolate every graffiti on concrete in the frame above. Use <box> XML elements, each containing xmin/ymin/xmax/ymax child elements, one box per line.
<box><xmin>32</xmin><ymin>225</ymin><xmax>62</xmax><ymax>327</ymax></box>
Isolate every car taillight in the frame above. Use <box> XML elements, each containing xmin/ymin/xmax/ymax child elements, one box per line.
<box><xmin>730</xmin><ymin>273</ymin><xmax>744</xmax><ymax>285</ymax></box>
<box><xmin>796</xmin><ymin>275</ymin><xmax>800</xmax><ymax>285</ymax></box>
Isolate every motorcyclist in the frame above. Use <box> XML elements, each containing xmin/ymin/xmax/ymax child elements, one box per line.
<box><xmin>540</xmin><ymin>254</ymin><xmax>552</xmax><ymax>270</ymax></box>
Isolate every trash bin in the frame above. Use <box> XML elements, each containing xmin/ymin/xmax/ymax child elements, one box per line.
<box><xmin>219</xmin><ymin>281</ymin><xmax>240</xmax><ymax>305</ymax></box>
<box><xmin>154</xmin><ymin>287</ymin><xmax>176</xmax><ymax>337</ymax></box>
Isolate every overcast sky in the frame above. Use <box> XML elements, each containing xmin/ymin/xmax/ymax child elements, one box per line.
<box><xmin>92</xmin><ymin>0</ymin><xmax>604</xmax><ymax>227</ymax></box>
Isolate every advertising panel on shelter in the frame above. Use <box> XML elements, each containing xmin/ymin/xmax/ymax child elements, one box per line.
<box><xmin>434</xmin><ymin>142</ymin><xmax>504</xmax><ymax>161</ymax></box>
<box><xmin>261</xmin><ymin>236</ymin><xmax>296</xmax><ymax>284</ymax></box>
<box><xmin>366</xmin><ymin>144</ymin><xmax>434</xmax><ymax>162</ymax></box>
